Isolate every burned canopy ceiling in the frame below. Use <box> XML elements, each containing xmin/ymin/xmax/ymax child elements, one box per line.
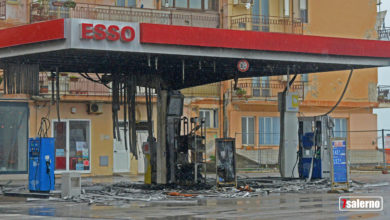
<box><xmin>1</xmin><ymin>19</ymin><xmax>390</xmax><ymax>90</ymax></box>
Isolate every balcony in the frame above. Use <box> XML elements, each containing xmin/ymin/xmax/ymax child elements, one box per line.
<box><xmin>231</xmin><ymin>79</ymin><xmax>304</xmax><ymax>101</ymax></box>
<box><xmin>378</xmin><ymin>27</ymin><xmax>390</xmax><ymax>40</ymax></box>
<box><xmin>180</xmin><ymin>83</ymin><xmax>221</xmax><ymax>97</ymax></box>
<box><xmin>38</xmin><ymin>74</ymin><xmax>155</xmax><ymax>97</ymax></box>
<box><xmin>378</xmin><ymin>85</ymin><xmax>390</xmax><ymax>106</ymax></box>
<box><xmin>30</xmin><ymin>2</ymin><xmax>219</xmax><ymax>28</ymax></box>
<box><xmin>230</xmin><ymin>15</ymin><xmax>303</xmax><ymax>34</ymax></box>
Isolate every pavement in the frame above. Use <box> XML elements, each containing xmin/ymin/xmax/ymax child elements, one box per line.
<box><xmin>0</xmin><ymin>171</ymin><xmax>389</xmax><ymax>219</ymax></box>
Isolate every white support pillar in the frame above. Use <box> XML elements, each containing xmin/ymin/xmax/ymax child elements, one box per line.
<box><xmin>278</xmin><ymin>91</ymin><xmax>299</xmax><ymax>178</ymax></box>
<box><xmin>157</xmin><ymin>89</ymin><xmax>168</xmax><ymax>184</ymax></box>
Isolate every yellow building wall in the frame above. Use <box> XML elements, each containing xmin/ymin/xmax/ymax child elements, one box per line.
<box><xmin>28</xmin><ymin>100</ymin><xmax>156</xmax><ymax>176</ymax></box>
<box><xmin>305</xmin><ymin>0</ymin><xmax>377</xmax><ymax>39</ymax></box>
<box><xmin>0</xmin><ymin>0</ymin><xmax>29</xmax><ymax>29</ymax></box>
<box><xmin>29</xmin><ymin>102</ymin><xmax>114</xmax><ymax>176</ymax></box>
<box><xmin>304</xmin><ymin>68</ymin><xmax>378</xmax><ymax>103</ymax></box>
<box><xmin>220</xmin><ymin>0</ymin><xmax>379</xmax><ymax>150</ymax></box>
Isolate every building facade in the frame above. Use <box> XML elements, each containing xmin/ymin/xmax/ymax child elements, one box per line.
<box><xmin>0</xmin><ymin>0</ymin><xmax>385</xmax><ymax>177</ymax></box>
<box><xmin>184</xmin><ymin>0</ymin><xmax>381</xmax><ymax>166</ymax></box>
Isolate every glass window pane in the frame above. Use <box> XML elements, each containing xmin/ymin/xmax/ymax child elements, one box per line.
<box><xmin>252</xmin><ymin>0</ymin><xmax>260</xmax><ymax>16</ymax></box>
<box><xmin>0</xmin><ymin>103</ymin><xmax>28</xmax><ymax>173</ymax></box>
<box><xmin>273</xmin><ymin>117</ymin><xmax>280</xmax><ymax>145</ymax></box>
<box><xmin>54</xmin><ymin>122</ymin><xmax>67</xmax><ymax>170</ymax></box>
<box><xmin>265</xmin><ymin>117</ymin><xmax>271</xmax><ymax>144</ymax></box>
<box><xmin>334</xmin><ymin>119</ymin><xmax>342</xmax><ymax>138</ymax></box>
<box><xmin>261</xmin><ymin>76</ymin><xmax>269</xmax><ymax>87</ymax></box>
<box><xmin>189</xmin><ymin>0</ymin><xmax>202</xmax><ymax>9</ymax></box>
<box><xmin>117</xmin><ymin>0</ymin><xmax>125</xmax><ymax>7</ymax></box>
<box><xmin>176</xmin><ymin>0</ymin><xmax>188</xmax><ymax>8</ymax></box>
<box><xmin>128</xmin><ymin>0</ymin><xmax>136</xmax><ymax>7</ymax></box>
<box><xmin>341</xmin><ymin>119</ymin><xmax>347</xmax><ymax>138</ymax></box>
<box><xmin>199</xmin><ymin>110</ymin><xmax>205</xmax><ymax>120</ymax></box>
<box><xmin>261</xmin><ymin>0</ymin><xmax>269</xmax><ymax>17</ymax></box>
<box><xmin>302</xmin><ymin>74</ymin><xmax>308</xmax><ymax>82</ymax></box>
<box><xmin>248</xmin><ymin>118</ymin><xmax>254</xmax><ymax>145</ymax></box>
<box><xmin>259</xmin><ymin>117</ymin><xmax>264</xmax><ymax>145</ymax></box>
<box><xmin>213</xmin><ymin>109</ymin><xmax>218</xmax><ymax>128</ymax></box>
<box><xmin>163</xmin><ymin>0</ymin><xmax>174</xmax><ymax>7</ymax></box>
<box><xmin>284</xmin><ymin>0</ymin><xmax>290</xmax><ymax>16</ymax></box>
<box><xmin>300</xmin><ymin>0</ymin><xmax>307</xmax><ymax>9</ymax></box>
<box><xmin>205</xmin><ymin>111</ymin><xmax>211</xmax><ymax>127</ymax></box>
<box><xmin>242</xmin><ymin>117</ymin><xmax>247</xmax><ymax>145</ymax></box>
<box><xmin>69</xmin><ymin>121</ymin><xmax>90</xmax><ymax>171</ymax></box>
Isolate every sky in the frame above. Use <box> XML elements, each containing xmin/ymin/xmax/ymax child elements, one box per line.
<box><xmin>374</xmin><ymin>0</ymin><xmax>390</xmax><ymax>133</ymax></box>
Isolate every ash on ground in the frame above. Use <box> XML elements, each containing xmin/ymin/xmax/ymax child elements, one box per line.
<box><xmin>64</xmin><ymin>177</ymin><xmax>386</xmax><ymax>206</ymax></box>
<box><xmin>1</xmin><ymin>176</ymin><xmax>388</xmax><ymax>206</ymax></box>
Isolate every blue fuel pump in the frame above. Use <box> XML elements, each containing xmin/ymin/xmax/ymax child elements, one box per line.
<box><xmin>28</xmin><ymin>137</ymin><xmax>55</xmax><ymax>192</ymax></box>
<box><xmin>298</xmin><ymin>116</ymin><xmax>334</xmax><ymax>179</ymax></box>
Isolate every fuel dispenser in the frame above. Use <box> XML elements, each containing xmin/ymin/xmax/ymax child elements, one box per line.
<box><xmin>298</xmin><ymin>116</ymin><xmax>334</xmax><ymax>179</ymax></box>
<box><xmin>143</xmin><ymin>141</ymin><xmax>152</xmax><ymax>185</ymax></box>
<box><xmin>28</xmin><ymin>137</ymin><xmax>55</xmax><ymax>192</ymax></box>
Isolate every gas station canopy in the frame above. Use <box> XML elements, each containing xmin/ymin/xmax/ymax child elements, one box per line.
<box><xmin>1</xmin><ymin>19</ymin><xmax>390</xmax><ymax>89</ymax></box>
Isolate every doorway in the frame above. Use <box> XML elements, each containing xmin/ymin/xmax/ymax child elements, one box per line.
<box><xmin>136</xmin><ymin>130</ymin><xmax>148</xmax><ymax>174</ymax></box>
<box><xmin>113</xmin><ymin>126</ymin><xmax>130</xmax><ymax>173</ymax></box>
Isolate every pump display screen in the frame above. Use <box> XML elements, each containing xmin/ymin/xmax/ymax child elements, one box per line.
<box><xmin>332</xmin><ymin>140</ymin><xmax>347</xmax><ymax>183</ymax></box>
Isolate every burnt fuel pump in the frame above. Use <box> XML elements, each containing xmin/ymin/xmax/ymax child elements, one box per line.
<box><xmin>174</xmin><ymin>117</ymin><xmax>207</xmax><ymax>185</ymax></box>
<box><xmin>298</xmin><ymin>116</ymin><xmax>334</xmax><ymax>179</ymax></box>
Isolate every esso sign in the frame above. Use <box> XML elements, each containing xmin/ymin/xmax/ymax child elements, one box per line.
<box><xmin>80</xmin><ymin>23</ymin><xmax>136</xmax><ymax>42</ymax></box>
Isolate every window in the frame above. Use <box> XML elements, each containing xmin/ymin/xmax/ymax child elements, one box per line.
<box><xmin>299</xmin><ymin>0</ymin><xmax>308</xmax><ymax>23</ymax></box>
<box><xmin>333</xmin><ymin>118</ymin><xmax>347</xmax><ymax>138</ymax></box>
<box><xmin>242</xmin><ymin>117</ymin><xmax>255</xmax><ymax>145</ymax></box>
<box><xmin>199</xmin><ymin>109</ymin><xmax>218</xmax><ymax>128</ymax></box>
<box><xmin>252</xmin><ymin>77</ymin><xmax>261</xmax><ymax>97</ymax></box>
<box><xmin>175</xmin><ymin>0</ymin><xmax>188</xmax><ymax>8</ymax></box>
<box><xmin>116</xmin><ymin>0</ymin><xmax>136</xmax><ymax>7</ymax></box>
<box><xmin>0</xmin><ymin>102</ymin><xmax>28</xmax><ymax>173</ymax></box>
<box><xmin>53</xmin><ymin>120</ymin><xmax>91</xmax><ymax>172</ymax></box>
<box><xmin>163</xmin><ymin>0</ymin><xmax>218</xmax><ymax>10</ymax></box>
<box><xmin>189</xmin><ymin>0</ymin><xmax>202</xmax><ymax>9</ymax></box>
<box><xmin>0</xmin><ymin>0</ymin><xmax>5</xmax><ymax>20</ymax></box>
<box><xmin>259</xmin><ymin>117</ymin><xmax>280</xmax><ymax>145</ymax></box>
<box><xmin>283</xmin><ymin>0</ymin><xmax>290</xmax><ymax>17</ymax></box>
<box><xmin>261</xmin><ymin>76</ymin><xmax>270</xmax><ymax>97</ymax></box>
<box><xmin>252</xmin><ymin>77</ymin><xmax>270</xmax><ymax>97</ymax></box>
<box><xmin>252</xmin><ymin>0</ymin><xmax>260</xmax><ymax>31</ymax></box>
<box><xmin>301</xmin><ymin>74</ymin><xmax>308</xmax><ymax>82</ymax></box>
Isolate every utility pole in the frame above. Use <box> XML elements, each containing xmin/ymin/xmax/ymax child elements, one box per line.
<box><xmin>382</xmin><ymin>129</ymin><xmax>388</xmax><ymax>173</ymax></box>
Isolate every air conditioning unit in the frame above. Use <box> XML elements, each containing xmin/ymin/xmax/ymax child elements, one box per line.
<box><xmin>87</xmin><ymin>103</ymin><xmax>103</xmax><ymax>114</ymax></box>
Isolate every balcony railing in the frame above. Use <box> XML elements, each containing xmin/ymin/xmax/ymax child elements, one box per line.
<box><xmin>180</xmin><ymin>83</ymin><xmax>221</xmax><ymax>97</ymax></box>
<box><xmin>30</xmin><ymin>2</ymin><xmax>219</xmax><ymax>28</ymax></box>
<box><xmin>378</xmin><ymin>85</ymin><xmax>390</xmax><ymax>103</ymax></box>
<box><xmin>38</xmin><ymin>74</ymin><xmax>155</xmax><ymax>97</ymax></box>
<box><xmin>230</xmin><ymin>14</ymin><xmax>303</xmax><ymax>34</ymax></box>
<box><xmin>231</xmin><ymin>79</ymin><xmax>304</xmax><ymax>101</ymax></box>
<box><xmin>378</xmin><ymin>27</ymin><xmax>390</xmax><ymax>40</ymax></box>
